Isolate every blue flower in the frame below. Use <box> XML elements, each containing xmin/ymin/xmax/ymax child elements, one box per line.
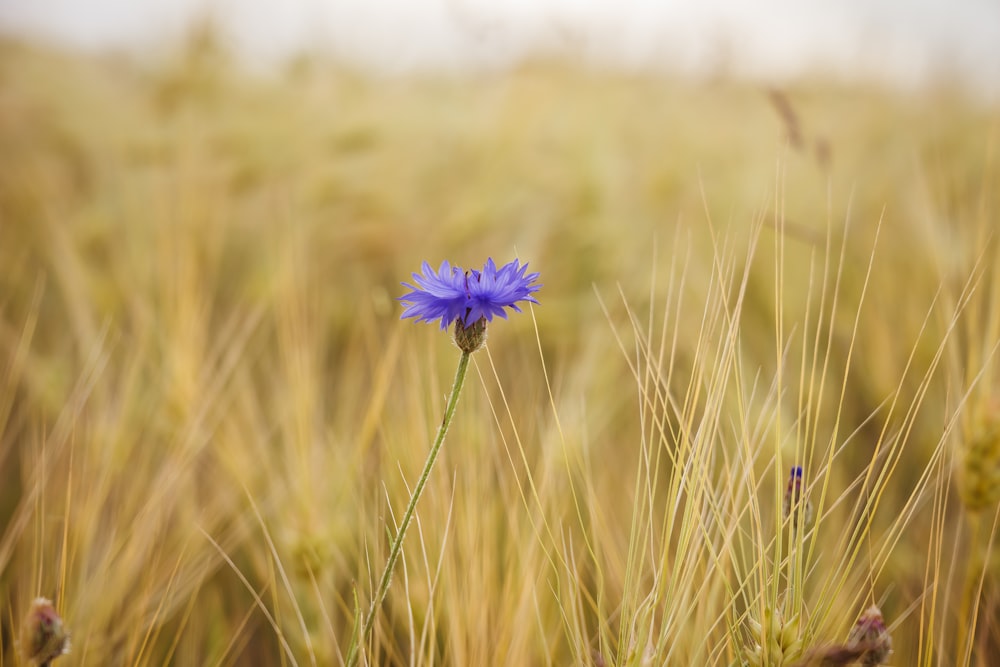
<box><xmin>399</xmin><ymin>258</ymin><xmax>541</xmax><ymax>329</ymax></box>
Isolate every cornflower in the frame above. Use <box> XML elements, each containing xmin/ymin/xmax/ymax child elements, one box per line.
<box><xmin>346</xmin><ymin>258</ymin><xmax>539</xmax><ymax>666</ymax></box>
<box><xmin>399</xmin><ymin>258</ymin><xmax>541</xmax><ymax>351</ymax></box>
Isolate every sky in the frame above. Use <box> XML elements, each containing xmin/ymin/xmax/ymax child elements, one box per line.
<box><xmin>1</xmin><ymin>0</ymin><xmax>999</xmax><ymax>93</ymax></box>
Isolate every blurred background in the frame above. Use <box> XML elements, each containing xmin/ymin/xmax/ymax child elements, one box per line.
<box><xmin>2</xmin><ymin>0</ymin><xmax>1000</xmax><ymax>94</ymax></box>
<box><xmin>2</xmin><ymin>1</ymin><xmax>999</xmax><ymax>665</ymax></box>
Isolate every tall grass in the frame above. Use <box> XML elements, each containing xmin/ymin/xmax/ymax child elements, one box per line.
<box><xmin>1</xmin><ymin>35</ymin><xmax>999</xmax><ymax>665</ymax></box>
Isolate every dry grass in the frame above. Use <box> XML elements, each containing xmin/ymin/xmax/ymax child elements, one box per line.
<box><xmin>1</xmin><ymin>33</ymin><xmax>999</xmax><ymax>665</ymax></box>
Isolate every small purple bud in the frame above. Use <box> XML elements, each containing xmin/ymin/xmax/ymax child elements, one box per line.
<box><xmin>20</xmin><ymin>598</ymin><xmax>70</xmax><ymax>666</ymax></box>
<box><xmin>847</xmin><ymin>605</ymin><xmax>893</xmax><ymax>665</ymax></box>
<box><xmin>783</xmin><ymin>465</ymin><xmax>814</xmax><ymax>531</ymax></box>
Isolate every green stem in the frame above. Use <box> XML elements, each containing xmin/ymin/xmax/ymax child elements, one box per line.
<box><xmin>346</xmin><ymin>350</ymin><xmax>471</xmax><ymax>667</ymax></box>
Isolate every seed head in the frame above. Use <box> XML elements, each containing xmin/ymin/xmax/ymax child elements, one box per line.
<box><xmin>744</xmin><ymin>605</ymin><xmax>804</xmax><ymax>666</ymax></box>
<box><xmin>958</xmin><ymin>400</ymin><xmax>1000</xmax><ymax>512</ymax></box>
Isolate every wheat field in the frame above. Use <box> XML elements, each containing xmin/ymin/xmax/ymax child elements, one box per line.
<box><xmin>1</xmin><ymin>32</ymin><xmax>999</xmax><ymax>666</ymax></box>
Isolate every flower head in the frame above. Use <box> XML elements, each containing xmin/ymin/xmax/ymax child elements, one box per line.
<box><xmin>399</xmin><ymin>258</ymin><xmax>541</xmax><ymax>331</ymax></box>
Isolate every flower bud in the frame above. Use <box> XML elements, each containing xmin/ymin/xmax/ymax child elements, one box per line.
<box><xmin>847</xmin><ymin>604</ymin><xmax>892</xmax><ymax>666</ymax></box>
<box><xmin>783</xmin><ymin>466</ymin><xmax>814</xmax><ymax>532</ymax></box>
<box><xmin>20</xmin><ymin>598</ymin><xmax>70</xmax><ymax>666</ymax></box>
